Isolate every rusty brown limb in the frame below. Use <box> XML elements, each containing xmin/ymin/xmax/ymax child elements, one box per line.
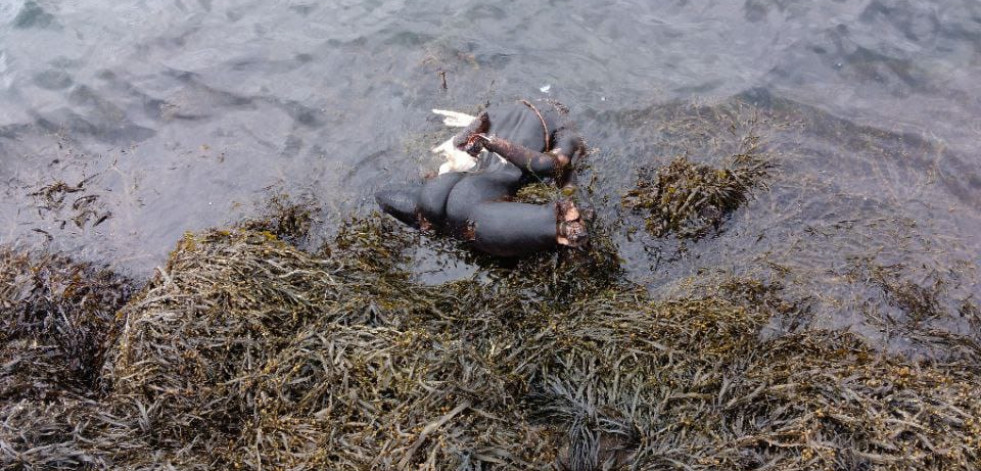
<box><xmin>452</xmin><ymin>111</ymin><xmax>490</xmax><ymax>155</ymax></box>
<box><xmin>479</xmin><ymin>134</ymin><xmax>569</xmax><ymax>179</ymax></box>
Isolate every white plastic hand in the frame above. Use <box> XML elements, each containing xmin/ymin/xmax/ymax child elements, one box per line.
<box><xmin>432</xmin><ymin>109</ymin><xmax>476</xmax><ymax>127</ymax></box>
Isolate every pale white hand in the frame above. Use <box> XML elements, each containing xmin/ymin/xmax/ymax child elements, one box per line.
<box><xmin>431</xmin><ymin>109</ymin><xmax>476</xmax><ymax>127</ymax></box>
<box><xmin>432</xmin><ymin>137</ymin><xmax>478</xmax><ymax>174</ymax></box>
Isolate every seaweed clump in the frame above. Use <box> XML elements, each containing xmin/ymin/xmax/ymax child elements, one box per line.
<box><xmin>1</xmin><ymin>217</ymin><xmax>980</xmax><ymax>470</ymax></box>
<box><xmin>0</xmin><ymin>248</ymin><xmax>133</xmax><ymax>401</ymax></box>
<box><xmin>0</xmin><ymin>248</ymin><xmax>133</xmax><ymax>469</ymax></box>
<box><xmin>237</xmin><ymin>193</ymin><xmax>317</xmax><ymax>248</ymax></box>
<box><xmin>622</xmin><ymin>134</ymin><xmax>771</xmax><ymax>239</ymax></box>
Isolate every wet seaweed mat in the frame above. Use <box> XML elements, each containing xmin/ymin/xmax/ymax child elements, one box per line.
<box><xmin>1</xmin><ymin>219</ymin><xmax>979</xmax><ymax>470</ymax></box>
<box><xmin>622</xmin><ymin>127</ymin><xmax>771</xmax><ymax>240</ymax></box>
<box><xmin>0</xmin><ymin>248</ymin><xmax>132</xmax><ymax>403</ymax></box>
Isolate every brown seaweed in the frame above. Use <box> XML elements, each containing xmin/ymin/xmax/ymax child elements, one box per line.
<box><xmin>1</xmin><ymin>212</ymin><xmax>978</xmax><ymax>470</ymax></box>
<box><xmin>622</xmin><ymin>128</ymin><xmax>772</xmax><ymax>240</ymax></box>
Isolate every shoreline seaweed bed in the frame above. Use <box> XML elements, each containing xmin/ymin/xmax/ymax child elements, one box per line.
<box><xmin>1</xmin><ymin>207</ymin><xmax>979</xmax><ymax>470</ymax></box>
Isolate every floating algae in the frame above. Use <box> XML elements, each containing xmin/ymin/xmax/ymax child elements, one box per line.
<box><xmin>622</xmin><ymin>131</ymin><xmax>772</xmax><ymax>240</ymax></box>
<box><xmin>515</xmin><ymin>181</ymin><xmax>567</xmax><ymax>205</ymax></box>
<box><xmin>1</xmin><ymin>211</ymin><xmax>979</xmax><ymax>470</ymax></box>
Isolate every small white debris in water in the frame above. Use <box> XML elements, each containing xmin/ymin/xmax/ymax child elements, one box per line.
<box><xmin>601</xmin><ymin>96</ymin><xmax>606</xmax><ymax>101</ymax></box>
<box><xmin>539</xmin><ymin>84</ymin><xmax>551</xmax><ymax>93</ymax></box>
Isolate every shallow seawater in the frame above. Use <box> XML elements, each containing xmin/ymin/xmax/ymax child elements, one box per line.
<box><xmin>1</xmin><ymin>1</ymin><xmax>978</xmax><ymax>355</ymax></box>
